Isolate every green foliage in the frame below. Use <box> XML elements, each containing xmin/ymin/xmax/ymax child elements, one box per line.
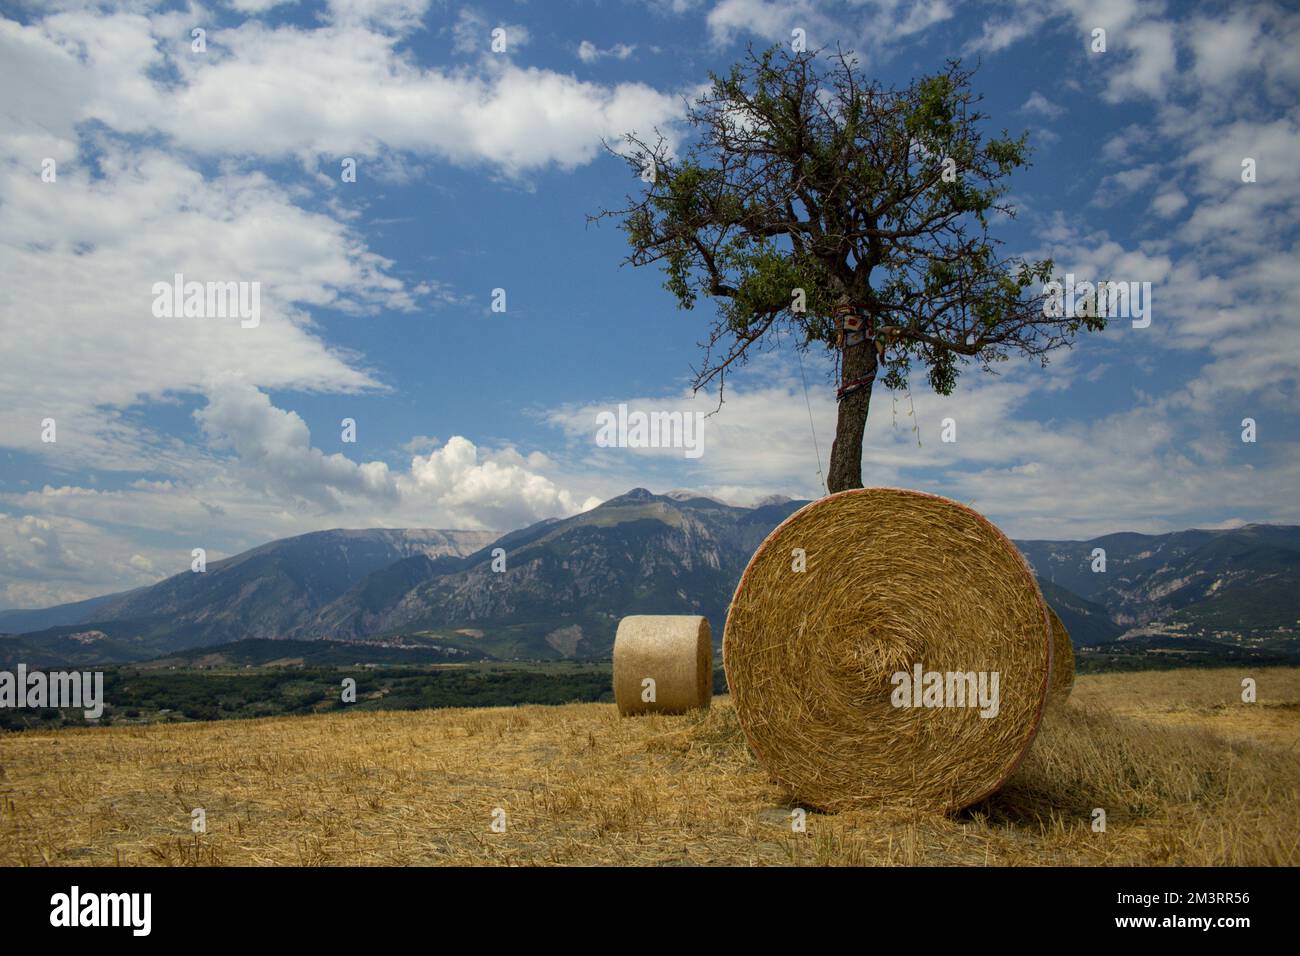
<box><xmin>599</xmin><ymin>46</ymin><xmax>1098</xmax><ymax>399</ymax></box>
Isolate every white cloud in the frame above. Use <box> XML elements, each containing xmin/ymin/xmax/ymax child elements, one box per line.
<box><xmin>0</xmin><ymin>1</ymin><xmax>682</xmax><ymax>606</ymax></box>
<box><xmin>189</xmin><ymin>381</ymin><xmax>600</xmax><ymax>529</ymax></box>
<box><xmin>0</xmin><ymin>2</ymin><xmax>683</xmax><ymax>473</ymax></box>
<box><xmin>969</xmin><ymin>0</ymin><xmax>1174</xmax><ymax>102</ymax></box>
<box><xmin>404</xmin><ymin>436</ymin><xmax>601</xmax><ymax>529</ymax></box>
<box><xmin>228</xmin><ymin>0</ymin><xmax>302</xmax><ymax>13</ymax></box>
<box><xmin>325</xmin><ymin>0</ymin><xmax>432</xmax><ymax>32</ymax></box>
<box><xmin>0</xmin><ymin>8</ymin><xmax>680</xmax><ymax>178</ymax></box>
<box><xmin>452</xmin><ymin>7</ymin><xmax>530</xmax><ymax>56</ymax></box>
<box><xmin>1091</xmin><ymin>163</ymin><xmax>1159</xmax><ymax>206</ymax></box>
<box><xmin>705</xmin><ymin>0</ymin><xmax>952</xmax><ymax>52</ymax></box>
<box><xmin>1185</xmin><ymin>6</ymin><xmax>1300</xmax><ymax>98</ymax></box>
<box><xmin>543</xmin><ymin>348</ymin><xmax>1300</xmax><ymax>540</ymax></box>
<box><xmin>1021</xmin><ymin>91</ymin><xmax>1064</xmax><ymax>119</ymax></box>
<box><xmin>1101</xmin><ymin>19</ymin><xmax>1177</xmax><ymax>102</ymax></box>
<box><xmin>1150</xmin><ymin>185</ymin><xmax>1187</xmax><ymax>218</ymax></box>
<box><xmin>578</xmin><ymin>40</ymin><xmax>637</xmax><ymax>63</ymax></box>
<box><xmin>0</xmin><ymin>511</ymin><xmax>166</xmax><ymax>609</ymax></box>
<box><xmin>0</xmin><ymin>144</ymin><xmax>394</xmax><ymax>472</ymax></box>
<box><xmin>2</xmin><ymin>380</ymin><xmax>607</xmax><ymax>604</ymax></box>
<box><xmin>965</xmin><ymin>6</ymin><xmax>1049</xmax><ymax>54</ymax></box>
<box><xmin>196</xmin><ymin>379</ymin><xmax>399</xmax><ymax>511</ymax></box>
<box><xmin>3</xmin><ymin>0</ymin><xmax>1299</xmax><ymax>610</ymax></box>
<box><xmin>187</xmin><ymin>381</ymin><xmax>601</xmax><ymax>530</ymax></box>
<box><xmin>1099</xmin><ymin>124</ymin><xmax>1146</xmax><ymax>164</ymax></box>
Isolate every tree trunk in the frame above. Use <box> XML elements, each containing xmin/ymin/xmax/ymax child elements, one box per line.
<box><xmin>826</xmin><ymin>317</ymin><xmax>876</xmax><ymax>493</ymax></box>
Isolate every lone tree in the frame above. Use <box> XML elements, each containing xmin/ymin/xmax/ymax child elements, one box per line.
<box><xmin>594</xmin><ymin>47</ymin><xmax>1104</xmax><ymax>492</ymax></box>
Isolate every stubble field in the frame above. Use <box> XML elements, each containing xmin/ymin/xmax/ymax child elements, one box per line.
<box><xmin>1</xmin><ymin>667</ymin><xmax>1296</xmax><ymax>866</ymax></box>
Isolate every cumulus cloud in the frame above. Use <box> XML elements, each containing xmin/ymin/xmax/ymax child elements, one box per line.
<box><xmin>196</xmin><ymin>380</ymin><xmax>399</xmax><ymax>511</ymax></box>
<box><xmin>0</xmin><ymin>7</ymin><xmax>679</xmax><ymax>178</ymax></box>
<box><xmin>3</xmin><ymin>0</ymin><xmax>1298</xmax><ymax>610</ymax></box>
<box><xmin>186</xmin><ymin>382</ymin><xmax>600</xmax><ymax>529</ymax></box>
<box><xmin>0</xmin><ymin>511</ymin><xmax>167</xmax><ymax>608</ymax></box>
<box><xmin>404</xmin><ymin>437</ymin><xmax>600</xmax><ymax>529</ymax></box>
<box><xmin>968</xmin><ymin>0</ymin><xmax>1299</xmax><ymax>110</ymax></box>
<box><xmin>0</xmin><ymin>5</ymin><xmax>679</xmax><ymax>458</ymax></box>
<box><xmin>2</xmin><ymin>380</ymin><xmax>606</xmax><ymax>603</ymax></box>
<box><xmin>543</xmin><ymin>350</ymin><xmax>1300</xmax><ymax>540</ymax></box>
<box><xmin>0</xmin><ymin>1</ymin><xmax>683</xmax><ymax>604</ymax></box>
<box><xmin>0</xmin><ymin>144</ymin><xmax>393</xmax><ymax>471</ymax></box>
<box><xmin>979</xmin><ymin>2</ymin><xmax>1300</xmax><ymax>458</ymax></box>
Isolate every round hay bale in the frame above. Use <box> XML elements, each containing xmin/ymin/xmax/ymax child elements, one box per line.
<box><xmin>1046</xmin><ymin>607</ymin><xmax>1075</xmax><ymax>703</ymax></box>
<box><xmin>613</xmin><ymin>615</ymin><xmax>712</xmax><ymax>716</ymax></box>
<box><xmin>723</xmin><ymin>488</ymin><xmax>1052</xmax><ymax>813</ymax></box>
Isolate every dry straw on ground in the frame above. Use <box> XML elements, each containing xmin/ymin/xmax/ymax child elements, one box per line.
<box><xmin>1047</xmin><ymin>608</ymin><xmax>1075</xmax><ymax>704</ymax></box>
<box><xmin>1</xmin><ymin>669</ymin><xmax>1295</xmax><ymax>866</ymax></box>
<box><xmin>723</xmin><ymin>487</ymin><xmax>1052</xmax><ymax>813</ymax></box>
<box><xmin>613</xmin><ymin>615</ymin><xmax>712</xmax><ymax>715</ymax></box>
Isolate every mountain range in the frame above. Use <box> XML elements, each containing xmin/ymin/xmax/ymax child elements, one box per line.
<box><xmin>2</xmin><ymin>489</ymin><xmax>1297</xmax><ymax>667</ymax></box>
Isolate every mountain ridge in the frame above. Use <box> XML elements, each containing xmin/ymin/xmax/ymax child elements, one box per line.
<box><xmin>5</xmin><ymin>495</ymin><xmax>1297</xmax><ymax>667</ymax></box>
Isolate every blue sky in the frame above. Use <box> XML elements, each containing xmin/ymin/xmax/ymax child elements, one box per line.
<box><xmin>1</xmin><ymin>0</ymin><xmax>1297</xmax><ymax>608</ymax></box>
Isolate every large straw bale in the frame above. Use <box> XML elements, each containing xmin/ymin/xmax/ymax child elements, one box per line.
<box><xmin>723</xmin><ymin>488</ymin><xmax>1052</xmax><ymax>812</ymax></box>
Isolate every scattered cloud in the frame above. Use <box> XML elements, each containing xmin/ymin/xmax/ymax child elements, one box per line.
<box><xmin>2</xmin><ymin>0</ymin><xmax>1297</xmax><ymax>608</ymax></box>
<box><xmin>1</xmin><ymin>7</ymin><xmax>680</xmax><ymax>178</ymax></box>
<box><xmin>578</xmin><ymin>40</ymin><xmax>637</xmax><ymax>63</ymax></box>
<box><xmin>451</xmin><ymin>7</ymin><xmax>530</xmax><ymax>56</ymax></box>
<box><xmin>703</xmin><ymin>0</ymin><xmax>953</xmax><ymax>53</ymax></box>
<box><xmin>1021</xmin><ymin>91</ymin><xmax>1064</xmax><ymax>119</ymax></box>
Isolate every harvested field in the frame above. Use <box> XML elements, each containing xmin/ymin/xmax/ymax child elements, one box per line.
<box><xmin>1</xmin><ymin>668</ymin><xmax>1295</xmax><ymax>866</ymax></box>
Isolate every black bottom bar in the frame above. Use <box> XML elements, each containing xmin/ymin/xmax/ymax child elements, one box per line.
<box><xmin>3</xmin><ymin>866</ymin><xmax>1286</xmax><ymax>942</ymax></box>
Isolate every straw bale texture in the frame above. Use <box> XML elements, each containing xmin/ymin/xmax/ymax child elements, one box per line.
<box><xmin>614</xmin><ymin>615</ymin><xmax>712</xmax><ymax>716</ymax></box>
<box><xmin>1047</xmin><ymin>607</ymin><xmax>1075</xmax><ymax>703</ymax></box>
<box><xmin>723</xmin><ymin>488</ymin><xmax>1052</xmax><ymax>812</ymax></box>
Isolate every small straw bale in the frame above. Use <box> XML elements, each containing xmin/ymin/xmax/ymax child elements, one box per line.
<box><xmin>723</xmin><ymin>488</ymin><xmax>1052</xmax><ymax>813</ymax></box>
<box><xmin>1046</xmin><ymin>607</ymin><xmax>1075</xmax><ymax>703</ymax></box>
<box><xmin>613</xmin><ymin>615</ymin><xmax>713</xmax><ymax>716</ymax></box>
